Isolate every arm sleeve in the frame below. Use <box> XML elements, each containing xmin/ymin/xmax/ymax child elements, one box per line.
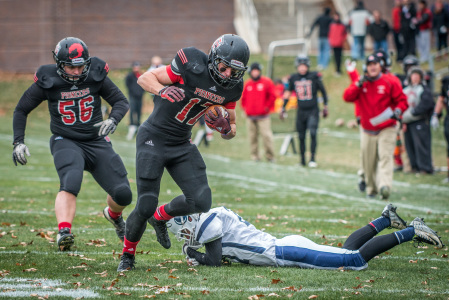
<box><xmin>412</xmin><ymin>88</ymin><xmax>435</xmax><ymax>116</ymax></box>
<box><xmin>343</xmin><ymin>83</ymin><xmax>361</xmax><ymax>103</ymax></box>
<box><xmin>99</xmin><ymin>77</ymin><xmax>129</xmax><ymax>123</ymax></box>
<box><xmin>13</xmin><ymin>83</ymin><xmax>46</xmax><ymax>144</ymax></box>
<box><xmin>316</xmin><ymin>76</ymin><xmax>328</xmax><ymax>105</ymax></box>
<box><xmin>186</xmin><ymin>238</ymin><xmax>222</xmax><ymax>267</ymax></box>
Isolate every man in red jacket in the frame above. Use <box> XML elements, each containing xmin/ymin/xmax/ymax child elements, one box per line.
<box><xmin>343</xmin><ymin>54</ymin><xmax>408</xmax><ymax>200</ymax></box>
<box><xmin>241</xmin><ymin>62</ymin><xmax>276</xmax><ymax>162</ymax></box>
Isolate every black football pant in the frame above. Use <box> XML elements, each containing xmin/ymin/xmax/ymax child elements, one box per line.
<box><xmin>125</xmin><ymin>123</ymin><xmax>212</xmax><ymax>242</ymax></box>
<box><xmin>404</xmin><ymin>119</ymin><xmax>433</xmax><ymax>173</ymax></box>
<box><xmin>129</xmin><ymin>95</ymin><xmax>143</xmax><ymax>126</ymax></box>
<box><xmin>296</xmin><ymin>108</ymin><xmax>319</xmax><ymax>163</ymax></box>
<box><xmin>49</xmin><ymin>135</ymin><xmax>132</xmax><ymax>205</ymax></box>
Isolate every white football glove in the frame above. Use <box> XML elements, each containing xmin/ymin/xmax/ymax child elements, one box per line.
<box><xmin>345</xmin><ymin>59</ymin><xmax>356</xmax><ymax>72</ymax></box>
<box><xmin>94</xmin><ymin>117</ymin><xmax>117</xmax><ymax>136</ymax></box>
<box><xmin>186</xmin><ymin>256</ymin><xmax>200</xmax><ymax>266</ymax></box>
<box><xmin>12</xmin><ymin>143</ymin><xmax>30</xmax><ymax>166</ymax></box>
<box><xmin>430</xmin><ymin>114</ymin><xmax>439</xmax><ymax>130</ymax></box>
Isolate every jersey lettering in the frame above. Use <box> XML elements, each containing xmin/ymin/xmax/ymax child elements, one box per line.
<box><xmin>58</xmin><ymin>96</ymin><xmax>95</xmax><ymax>125</ymax></box>
<box><xmin>295</xmin><ymin>80</ymin><xmax>312</xmax><ymax>101</ymax></box>
<box><xmin>175</xmin><ymin>98</ymin><xmax>214</xmax><ymax>125</ymax></box>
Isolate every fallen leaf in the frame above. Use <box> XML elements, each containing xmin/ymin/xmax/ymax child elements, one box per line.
<box><xmin>409</xmin><ymin>260</ymin><xmax>418</xmax><ymax>263</ymax></box>
<box><xmin>114</xmin><ymin>292</ymin><xmax>131</xmax><ymax>295</ymax></box>
<box><xmin>168</xmin><ymin>275</ymin><xmax>179</xmax><ymax>279</ymax></box>
<box><xmin>72</xmin><ymin>274</ymin><xmax>81</xmax><ymax>277</ymax></box>
<box><xmin>23</xmin><ymin>268</ymin><xmax>37</xmax><ymax>272</ymax></box>
<box><xmin>271</xmin><ymin>278</ymin><xmax>282</xmax><ymax>284</ymax></box>
<box><xmin>201</xmin><ymin>290</ymin><xmax>210</xmax><ymax>295</ymax></box>
<box><xmin>169</xmin><ymin>268</ymin><xmax>178</xmax><ymax>274</ymax></box>
<box><xmin>267</xmin><ymin>293</ymin><xmax>280</xmax><ymax>297</ymax></box>
<box><xmin>308</xmin><ymin>296</ymin><xmax>319</xmax><ymax>299</ymax></box>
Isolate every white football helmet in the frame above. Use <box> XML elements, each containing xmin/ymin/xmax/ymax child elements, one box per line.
<box><xmin>167</xmin><ymin>214</ymin><xmax>202</xmax><ymax>249</ymax></box>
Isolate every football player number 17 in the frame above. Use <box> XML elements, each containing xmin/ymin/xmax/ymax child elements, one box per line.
<box><xmin>175</xmin><ymin>98</ymin><xmax>213</xmax><ymax>125</ymax></box>
<box><xmin>58</xmin><ymin>97</ymin><xmax>94</xmax><ymax>125</ymax></box>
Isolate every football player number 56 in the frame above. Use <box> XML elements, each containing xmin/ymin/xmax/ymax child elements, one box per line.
<box><xmin>59</xmin><ymin>97</ymin><xmax>94</xmax><ymax>125</ymax></box>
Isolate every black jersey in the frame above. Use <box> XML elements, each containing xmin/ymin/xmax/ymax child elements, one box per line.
<box><xmin>145</xmin><ymin>47</ymin><xmax>243</xmax><ymax>138</ymax></box>
<box><xmin>440</xmin><ymin>76</ymin><xmax>449</xmax><ymax>117</ymax></box>
<box><xmin>288</xmin><ymin>71</ymin><xmax>327</xmax><ymax>110</ymax></box>
<box><xmin>13</xmin><ymin>57</ymin><xmax>129</xmax><ymax>143</ymax></box>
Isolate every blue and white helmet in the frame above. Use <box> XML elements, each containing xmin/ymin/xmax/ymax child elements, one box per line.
<box><xmin>167</xmin><ymin>214</ymin><xmax>202</xmax><ymax>248</ymax></box>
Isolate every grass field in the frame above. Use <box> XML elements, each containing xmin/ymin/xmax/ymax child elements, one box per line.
<box><xmin>0</xmin><ymin>56</ymin><xmax>448</xmax><ymax>299</ymax></box>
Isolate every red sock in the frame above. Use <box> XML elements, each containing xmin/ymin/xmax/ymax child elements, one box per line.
<box><xmin>153</xmin><ymin>204</ymin><xmax>173</xmax><ymax>221</ymax></box>
<box><xmin>108</xmin><ymin>207</ymin><xmax>122</xmax><ymax>220</ymax></box>
<box><xmin>122</xmin><ymin>237</ymin><xmax>139</xmax><ymax>256</ymax></box>
<box><xmin>58</xmin><ymin>222</ymin><xmax>72</xmax><ymax>232</ymax></box>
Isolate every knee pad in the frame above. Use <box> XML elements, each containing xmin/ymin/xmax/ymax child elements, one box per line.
<box><xmin>135</xmin><ymin>192</ymin><xmax>159</xmax><ymax>219</ymax></box>
<box><xmin>193</xmin><ymin>186</ymin><xmax>212</xmax><ymax>213</ymax></box>
<box><xmin>112</xmin><ymin>185</ymin><xmax>132</xmax><ymax>206</ymax></box>
<box><xmin>54</xmin><ymin>150</ymin><xmax>84</xmax><ymax>196</ymax></box>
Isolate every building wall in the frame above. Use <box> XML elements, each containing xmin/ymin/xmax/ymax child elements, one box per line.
<box><xmin>0</xmin><ymin>0</ymin><xmax>235</xmax><ymax>72</ymax></box>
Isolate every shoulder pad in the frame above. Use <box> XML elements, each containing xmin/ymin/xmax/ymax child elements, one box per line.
<box><xmin>89</xmin><ymin>57</ymin><xmax>109</xmax><ymax>82</ymax></box>
<box><xmin>176</xmin><ymin>47</ymin><xmax>207</xmax><ymax>75</ymax></box>
<box><xmin>195</xmin><ymin>212</ymin><xmax>223</xmax><ymax>244</ymax></box>
<box><xmin>34</xmin><ymin>64</ymin><xmax>58</xmax><ymax>89</ymax></box>
<box><xmin>309</xmin><ymin>71</ymin><xmax>321</xmax><ymax>78</ymax></box>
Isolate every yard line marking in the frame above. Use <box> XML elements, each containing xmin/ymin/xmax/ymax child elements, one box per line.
<box><xmin>207</xmin><ymin>171</ymin><xmax>449</xmax><ymax>215</ymax></box>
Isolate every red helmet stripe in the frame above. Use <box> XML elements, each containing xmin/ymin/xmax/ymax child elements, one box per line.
<box><xmin>177</xmin><ymin>49</ymin><xmax>188</xmax><ymax>64</ymax></box>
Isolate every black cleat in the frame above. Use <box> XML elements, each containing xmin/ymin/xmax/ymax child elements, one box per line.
<box><xmin>57</xmin><ymin>227</ymin><xmax>74</xmax><ymax>251</ymax></box>
<box><xmin>148</xmin><ymin>216</ymin><xmax>171</xmax><ymax>249</ymax></box>
<box><xmin>117</xmin><ymin>252</ymin><xmax>136</xmax><ymax>272</ymax></box>
<box><xmin>103</xmin><ymin>207</ymin><xmax>125</xmax><ymax>241</ymax></box>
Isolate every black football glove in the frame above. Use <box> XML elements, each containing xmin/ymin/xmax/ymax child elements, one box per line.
<box><xmin>12</xmin><ymin>142</ymin><xmax>30</xmax><ymax>166</ymax></box>
<box><xmin>356</xmin><ymin>76</ymin><xmax>366</xmax><ymax>88</ymax></box>
<box><xmin>205</xmin><ymin>107</ymin><xmax>231</xmax><ymax>135</ymax></box>
<box><xmin>94</xmin><ymin>117</ymin><xmax>117</xmax><ymax>136</ymax></box>
<box><xmin>159</xmin><ymin>86</ymin><xmax>185</xmax><ymax>102</ymax></box>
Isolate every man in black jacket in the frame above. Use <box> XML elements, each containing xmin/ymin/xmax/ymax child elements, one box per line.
<box><xmin>125</xmin><ymin>61</ymin><xmax>145</xmax><ymax>140</ymax></box>
<box><xmin>368</xmin><ymin>10</ymin><xmax>391</xmax><ymax>52</ymax></box>
<box><xmin>308</xmin><ymin>7</ymin><xmax>333</xmax><ymax>70</ymax></box>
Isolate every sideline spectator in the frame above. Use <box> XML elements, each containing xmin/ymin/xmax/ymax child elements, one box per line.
<box><xmin>147</xmin><ymin>55</ymin><xmax>164</xmax><ymax>72</ymax></box>
<box><xmin>125</xmin><ymin>61</ymin><xmax>145</xmax><ymax>140</ymax></box>
<box><xmin>368</xmin><ymin>10</ymin><xmax>391</xmax><ymax>52</ymax></box>
<box><xmin>432</xmin><ymin>73</ymin><xmax>449</xmax><ymax>183</ymax></box>
<box><xmin>432</xmin><ymin>1</ymin><xmax>449</xmax><ymax>51</ymax></box>
<box><xmin>241</xmin><ymin>62</ymin><xmax>276</xmax><ymax>162</ymax></box>
<box><xmin>348</xmin><ymin>1</ymin><xmax>372</xmax><ymax>61</ymax></box>
<box><xmin>400</xmin><ymin>0</ymin><xmax>417</xmax><ymax>58</ymax></box>
<box><xmin>343</xmin><ymin>54</ymin><xmax>408</xmax><ymax>200</ymax></box>
<box><xmin>281</xmin><ymin>55</ymin><xmax>328</xmax><ymax>168</ymax></box>
<box><xmin>402</xmin><ymin>67</ymin><xmax>435</xmax><ymax>174</ymax></box>
<box><xmin>392</xmin><ymin>0</ymin><xmax>404</xmax><ymax>61</ymax></box>
<box><xmin>328</xmin><ymin>12</ymin><xmax>347</xmax><ymax>76</ymax></box>
<box><xmin>415</xmin><ymin>0</ymin><xmax>433</xmax><ymax>63</ymax></box>
<box><xmin>308</xmin><ymin>7</ymin><xmax>333</xmax><ymax>70</ymax></box>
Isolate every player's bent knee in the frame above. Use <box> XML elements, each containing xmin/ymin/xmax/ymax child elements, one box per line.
<box><xmin>60</xmin><ymin>169</ymin><xmax>83</xmax><ymax>196</ymax></box>
<box><xmin>135</xmin><ymin>193</ymin><xmax>158</xmax><ymax>219</ymax></box>
<box><xmin>194</xmin><ymin>186</ymin><xmax>212</xmax><ymax>213</ymax></box>
<box><xmin>112</xmin><ymin>185</ymin><xmax>132</xmax><ymax>206</ymax></box>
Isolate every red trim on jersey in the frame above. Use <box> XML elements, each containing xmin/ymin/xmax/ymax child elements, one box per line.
<box><xmin>166</xmin><ymin>65</ymin><xmax>183</xmax><ymax>84</ymax></box>
<box><xmin>34</xmin><ymin>73</ymin><xmax>38</xmax><ymax>83</ymax></box>
<box><xmin>224</xmin><ymin>101</ymin><xmax>236</xmax><ymax>110</ymax></box>
<box><xmin>104</xmin><ymin>63</ymin><xmax>109</xmax><ymax>73</ymax></box>
<box><xmin>178</xmin><ymin>49</ymin><xmax>188</xmax><ymax>64</ymax></box>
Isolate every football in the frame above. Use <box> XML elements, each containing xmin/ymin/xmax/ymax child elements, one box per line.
<box><xmin>205</xmin><ymin>105</ymin><xmax>228</xmax><ymax>119</ymax></box>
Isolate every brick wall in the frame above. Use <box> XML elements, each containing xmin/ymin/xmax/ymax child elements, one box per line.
<box><xmin>0</xmin><ymin>0</ymin><xmax>235</xmax><ymax>72</ymax></box>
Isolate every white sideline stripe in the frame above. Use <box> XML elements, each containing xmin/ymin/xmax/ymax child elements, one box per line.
<box><xmin>113</xmin><ymin>286</ymin><xmax>449</xmax><ymax>295</ymax></box>
<box><xmin>0</xmin><ymin>277</ymin><xmax>99</xmax><ymax>298</ymax></box>
<box><xmin>0</xmin><ymin>250</ymin><xmax>447</xmax><ymax>262</ymax></box>
<box><xmin>207</xmin><ymin>171</ymin><xmax>449</xmax><ymax>215</ymax></box>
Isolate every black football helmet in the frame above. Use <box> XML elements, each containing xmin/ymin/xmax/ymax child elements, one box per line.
<box><xmin>53</xmin><ymin>37</ymin><xmax>91</xmax><ymax>84</ymax></box>
<box><xmin>208</xmin><ymin>34</ymin><xmax>250</xmax><ymax>89</ymax></box>
<box><xmin>402</xmin><ymin>55</ymin><xmax>419</xmax><ymax>74</ymax></box>
<box><xmin>295</xmin><ymin>55</ymin><xmax>310</xmax><ymax>68</ymax></box>
<box><xmin>374</xmin><ymin>49</ymin><xmax>391</xmax><ymax>71</ymax></box>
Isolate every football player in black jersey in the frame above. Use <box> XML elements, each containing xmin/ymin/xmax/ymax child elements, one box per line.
<box><xmin>118</xmin><ymin>34</ymin><xmax>250</xmax><ymax>271</ymax></box>
<box><xmin>281</xmin><ymin>55</ymin><xmax>328</xmax><ymax>168</ymax></box>
<box><xmin>12</xmin><ymin>37</ymin><xmax>132</xmax><ymax>251</ymax></box>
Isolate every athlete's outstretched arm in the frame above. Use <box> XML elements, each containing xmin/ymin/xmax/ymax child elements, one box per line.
<box><xmin>185</xmin><ymin>238</ymin><xmax>222</xmax><ymax>266</ymax></box>
<box><xmin>137</xmin><ymin>66</ymin><xmax>174</xmax><ymax>95</ymax></box>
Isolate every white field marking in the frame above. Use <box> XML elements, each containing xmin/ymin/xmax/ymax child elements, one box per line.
<box><xmin>0</xmin><ymin>277</ymin><xmax>100</xmax><ymax>298</ymax></box>
<box><xmin>111</xmin><ymin>286</ymin><xmax>449</xmax><ymax>295</ymax></box>
<box><xmin>207</xmin><ymin>171</ymin><xmax>449</xmax><ymax>215</ymax></box>
<box><xmin>0</xmin><ymin>250</ymin><xmax>447</xmax><ymax>263</ymax></box>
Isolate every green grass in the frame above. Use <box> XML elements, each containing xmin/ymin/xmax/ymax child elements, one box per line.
<box><xmin>0</xmin><ymin>57</ymin><xmax>448</xmax><ymax>299</ymax></box>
